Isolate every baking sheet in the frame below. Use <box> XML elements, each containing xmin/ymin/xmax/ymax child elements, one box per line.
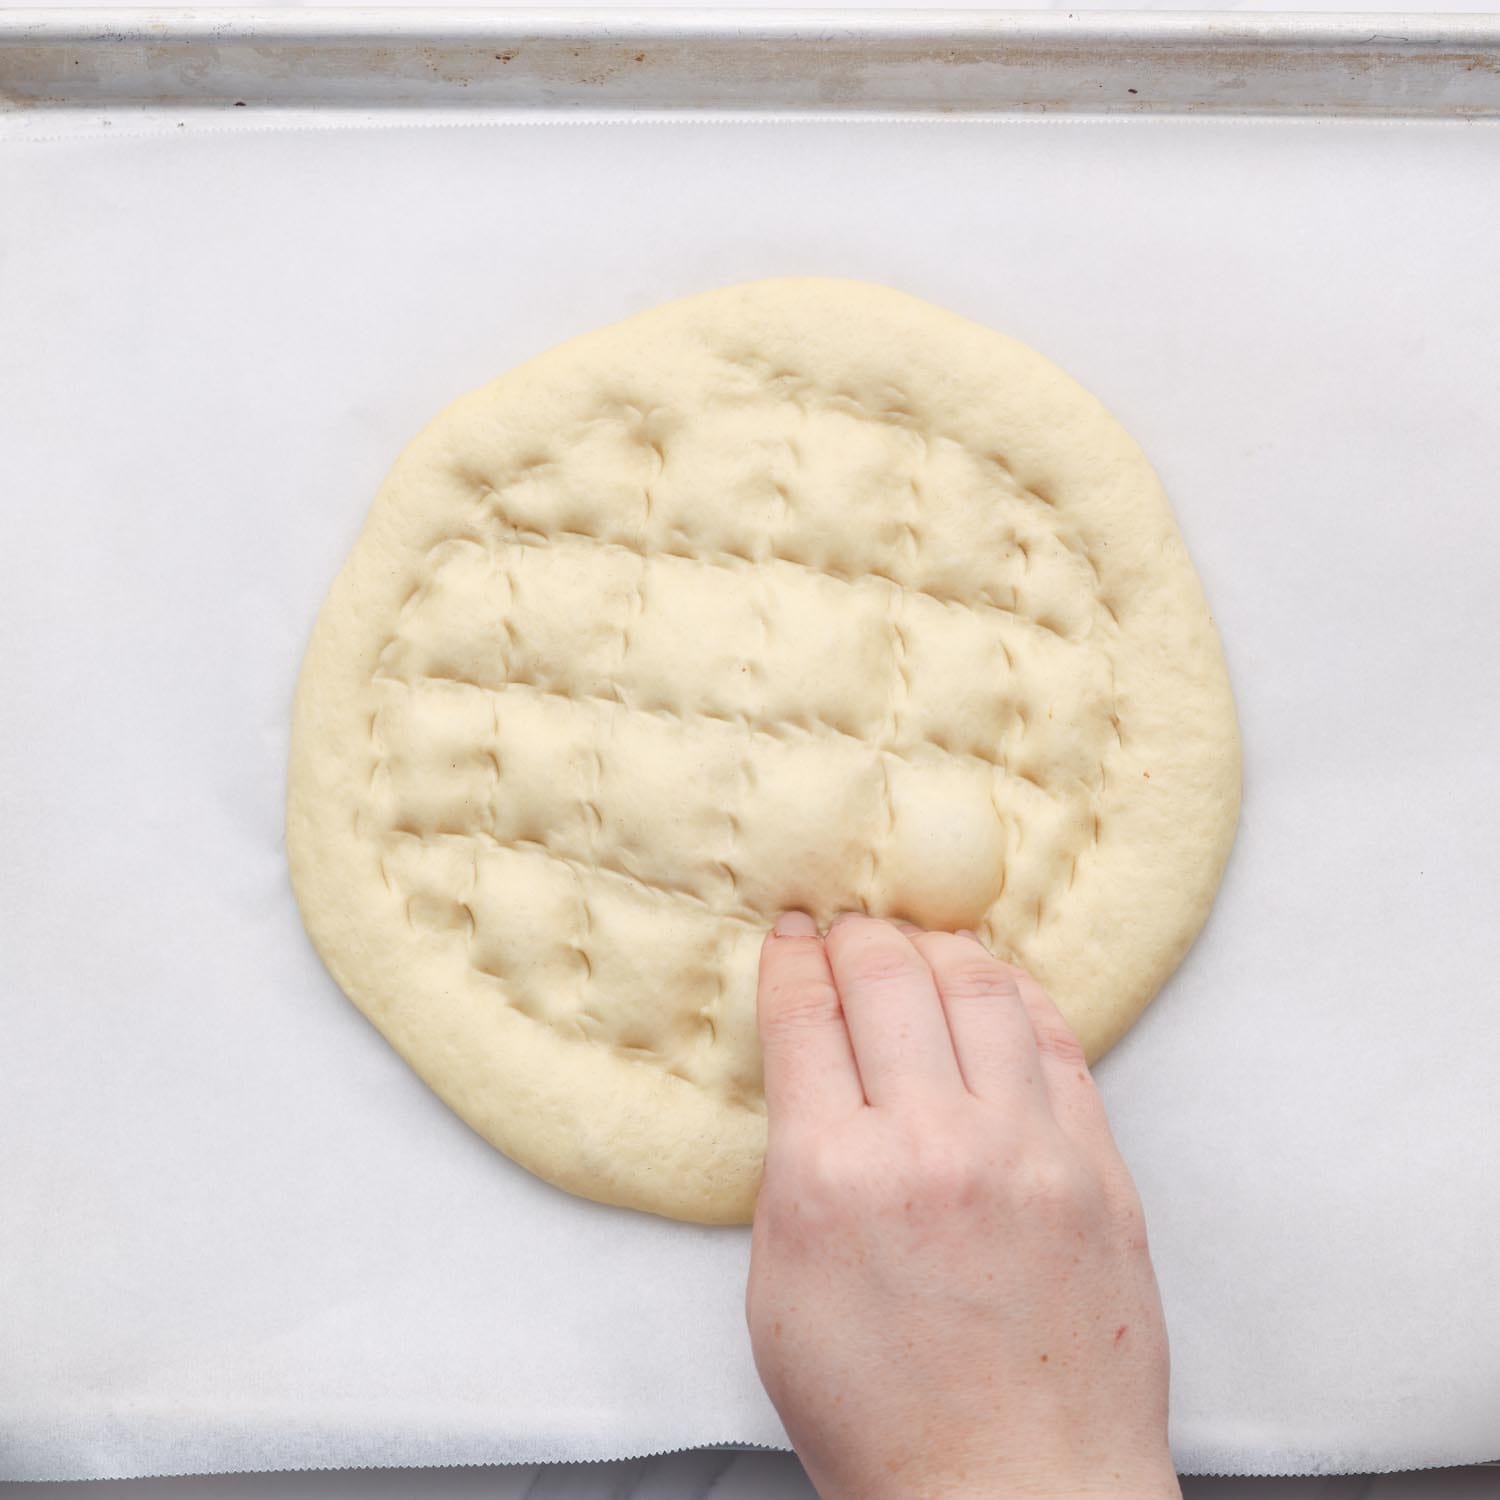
<box><xmin>2</xmin><ymin>113</ymin><xmax>1498</xmax><ymax>1482</ymax></box>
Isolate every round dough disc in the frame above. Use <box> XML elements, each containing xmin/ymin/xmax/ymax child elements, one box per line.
<box><xmin>287</xmin><ymin>278</ymin><xmax>1240</xmax><ymax>1224</ymax></box>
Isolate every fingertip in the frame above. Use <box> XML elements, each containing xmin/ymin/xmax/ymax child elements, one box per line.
<box><xmin>772</xmin><ymin>910</ymin><xmax>819</xmax><ymax>939</ymax></box>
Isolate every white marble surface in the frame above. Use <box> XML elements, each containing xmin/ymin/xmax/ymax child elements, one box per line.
<box><xmin>4</xmin><ymin>1458</ymin><xmax>1497</xmax><ymax>1497</ymax></box>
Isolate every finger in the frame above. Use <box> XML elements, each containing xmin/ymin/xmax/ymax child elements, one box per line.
<box><xmin>1006</xmin><ymin>962</ymin><xmax>1115</xmax><ymax>1147</ymax></box>
<box><xmin>910</xmin><ymin>931</ymin><xmax>1050</xmax><ymax>1111</ymax></box>
<box><xmin>823</xmin><ymin>914</ymin><xmax>962</xmax><ymax>1106</ymax></box>
<box><xmin>756</xmin><ymin>911</ymin><xmax>865</xmax><ymax>1131</ymax></box>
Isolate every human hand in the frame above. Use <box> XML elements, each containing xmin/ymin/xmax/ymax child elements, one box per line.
<box><xmin>747</xmin><ymin>913</ymin><xmax>1179</xmax><ymax>1500</ymax></box>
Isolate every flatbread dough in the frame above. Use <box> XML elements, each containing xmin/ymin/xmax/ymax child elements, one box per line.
<box><xmin>287</xmin><ymin>278</ymin><xmax>1240</xmax><ymax>1224</ymax></box>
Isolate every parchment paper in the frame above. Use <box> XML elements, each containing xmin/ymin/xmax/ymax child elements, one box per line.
<box><xmin>2</xmin><ymin>114</ymin><xmax>1498</xmax><ymax>1482</ymax></box>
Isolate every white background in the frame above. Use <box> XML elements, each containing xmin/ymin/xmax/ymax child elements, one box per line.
<box><xmin>3</xmin><ymin>8</ymin><xmax>1500</xmax><ymax>1500</ymax></box>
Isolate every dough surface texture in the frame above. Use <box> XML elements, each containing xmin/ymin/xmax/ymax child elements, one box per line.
<box><xmin>287</xmin><ymin>278</ymin><xmax>1240</xmax><ymax>1223</ymax></box>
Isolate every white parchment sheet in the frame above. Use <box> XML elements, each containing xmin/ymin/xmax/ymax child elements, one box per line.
<box><xmin>1</xmin><ymin>115</ymin><xmax>1498</xmax><ymax>1482</ymax></box>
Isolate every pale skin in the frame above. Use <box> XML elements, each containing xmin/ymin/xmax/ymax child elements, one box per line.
<box><xmin>747</xmin><ymin>911</ymin><xmax>1181</xmax><ymax>1500</ymax></box>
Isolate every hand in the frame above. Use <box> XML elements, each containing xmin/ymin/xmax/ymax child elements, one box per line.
<box><xmin>747</xmin><ymin>913</ymin><xmax>1179</xmax><ymax>1500</ymax></box>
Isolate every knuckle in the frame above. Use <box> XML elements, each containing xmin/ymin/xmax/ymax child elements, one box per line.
<box><xmin>763</xmin><ymin>977</ymin><xmax>841</xmax><ymax>1035</ymax></box>
<box><xmin>1033</xmin><ymin>1020</ymin><xmax>1088</xmax><ymax>1068</ymax></box>
<box><xmin>847</xmin><ymin>946</ymin><xmax>920</xmax><ymax>990</ymax></box>
<box><xmin>937</xmin><ymin>959</ymin><xmax>1017</xmax><ymax>1004</ymax></box>
<box><xmin>784</xmin><ymin>1132</ymin><xmax>862</xmax><ymax>1205</ymax></box>
<box><xmin>1016</xmin><ymin>1153</ymin><xmax>1088</xmax><ymax>1217</ymax></box>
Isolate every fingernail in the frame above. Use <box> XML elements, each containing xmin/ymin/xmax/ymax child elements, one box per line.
<box><xmin>773</xmin><ymin>910</ymin><xmax>819</xmax><ymax>938</ymax></box>
<box><xmin>828</xmin><ymin>910</ymin><xmax>863</xmax><ymax>928</ymax></box>
<box><xmin>957</xmin><ymin>928</ymin><xmax>979</xmax><ymax>941</ymax></box>
<box><xmin>892</xmin><ymin>919</ymin><xmax>923</xmax><ymax>937</ymax></box>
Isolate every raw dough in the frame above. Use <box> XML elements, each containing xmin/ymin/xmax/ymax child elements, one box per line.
<box><xmin>287</xmin><ymin>278</ymin><xmax>1240</xmax><ymax>1224</ymax></box>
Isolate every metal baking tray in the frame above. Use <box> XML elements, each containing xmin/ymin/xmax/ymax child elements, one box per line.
<box><xmin>3</xmin><ymin>9</ymin><xmax>1500</xmax><ymax>120</ymax></box>
<box><xmin>3</xmin><ymin>7</ymin><xmax>1499</xmax><ymax>1484</ymax></box>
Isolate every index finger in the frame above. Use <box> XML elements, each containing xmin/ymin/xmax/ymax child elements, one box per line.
<box><xmin>756</xmin><ymin>912</ymin><xmax>865</xmax><ymax>1131</ymax></box>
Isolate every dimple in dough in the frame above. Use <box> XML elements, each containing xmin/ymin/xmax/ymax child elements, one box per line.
<box><xmin>287</xmin><ymin>278</ymin><xmax>1241</xmax><ymax>1224</ymax></box>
